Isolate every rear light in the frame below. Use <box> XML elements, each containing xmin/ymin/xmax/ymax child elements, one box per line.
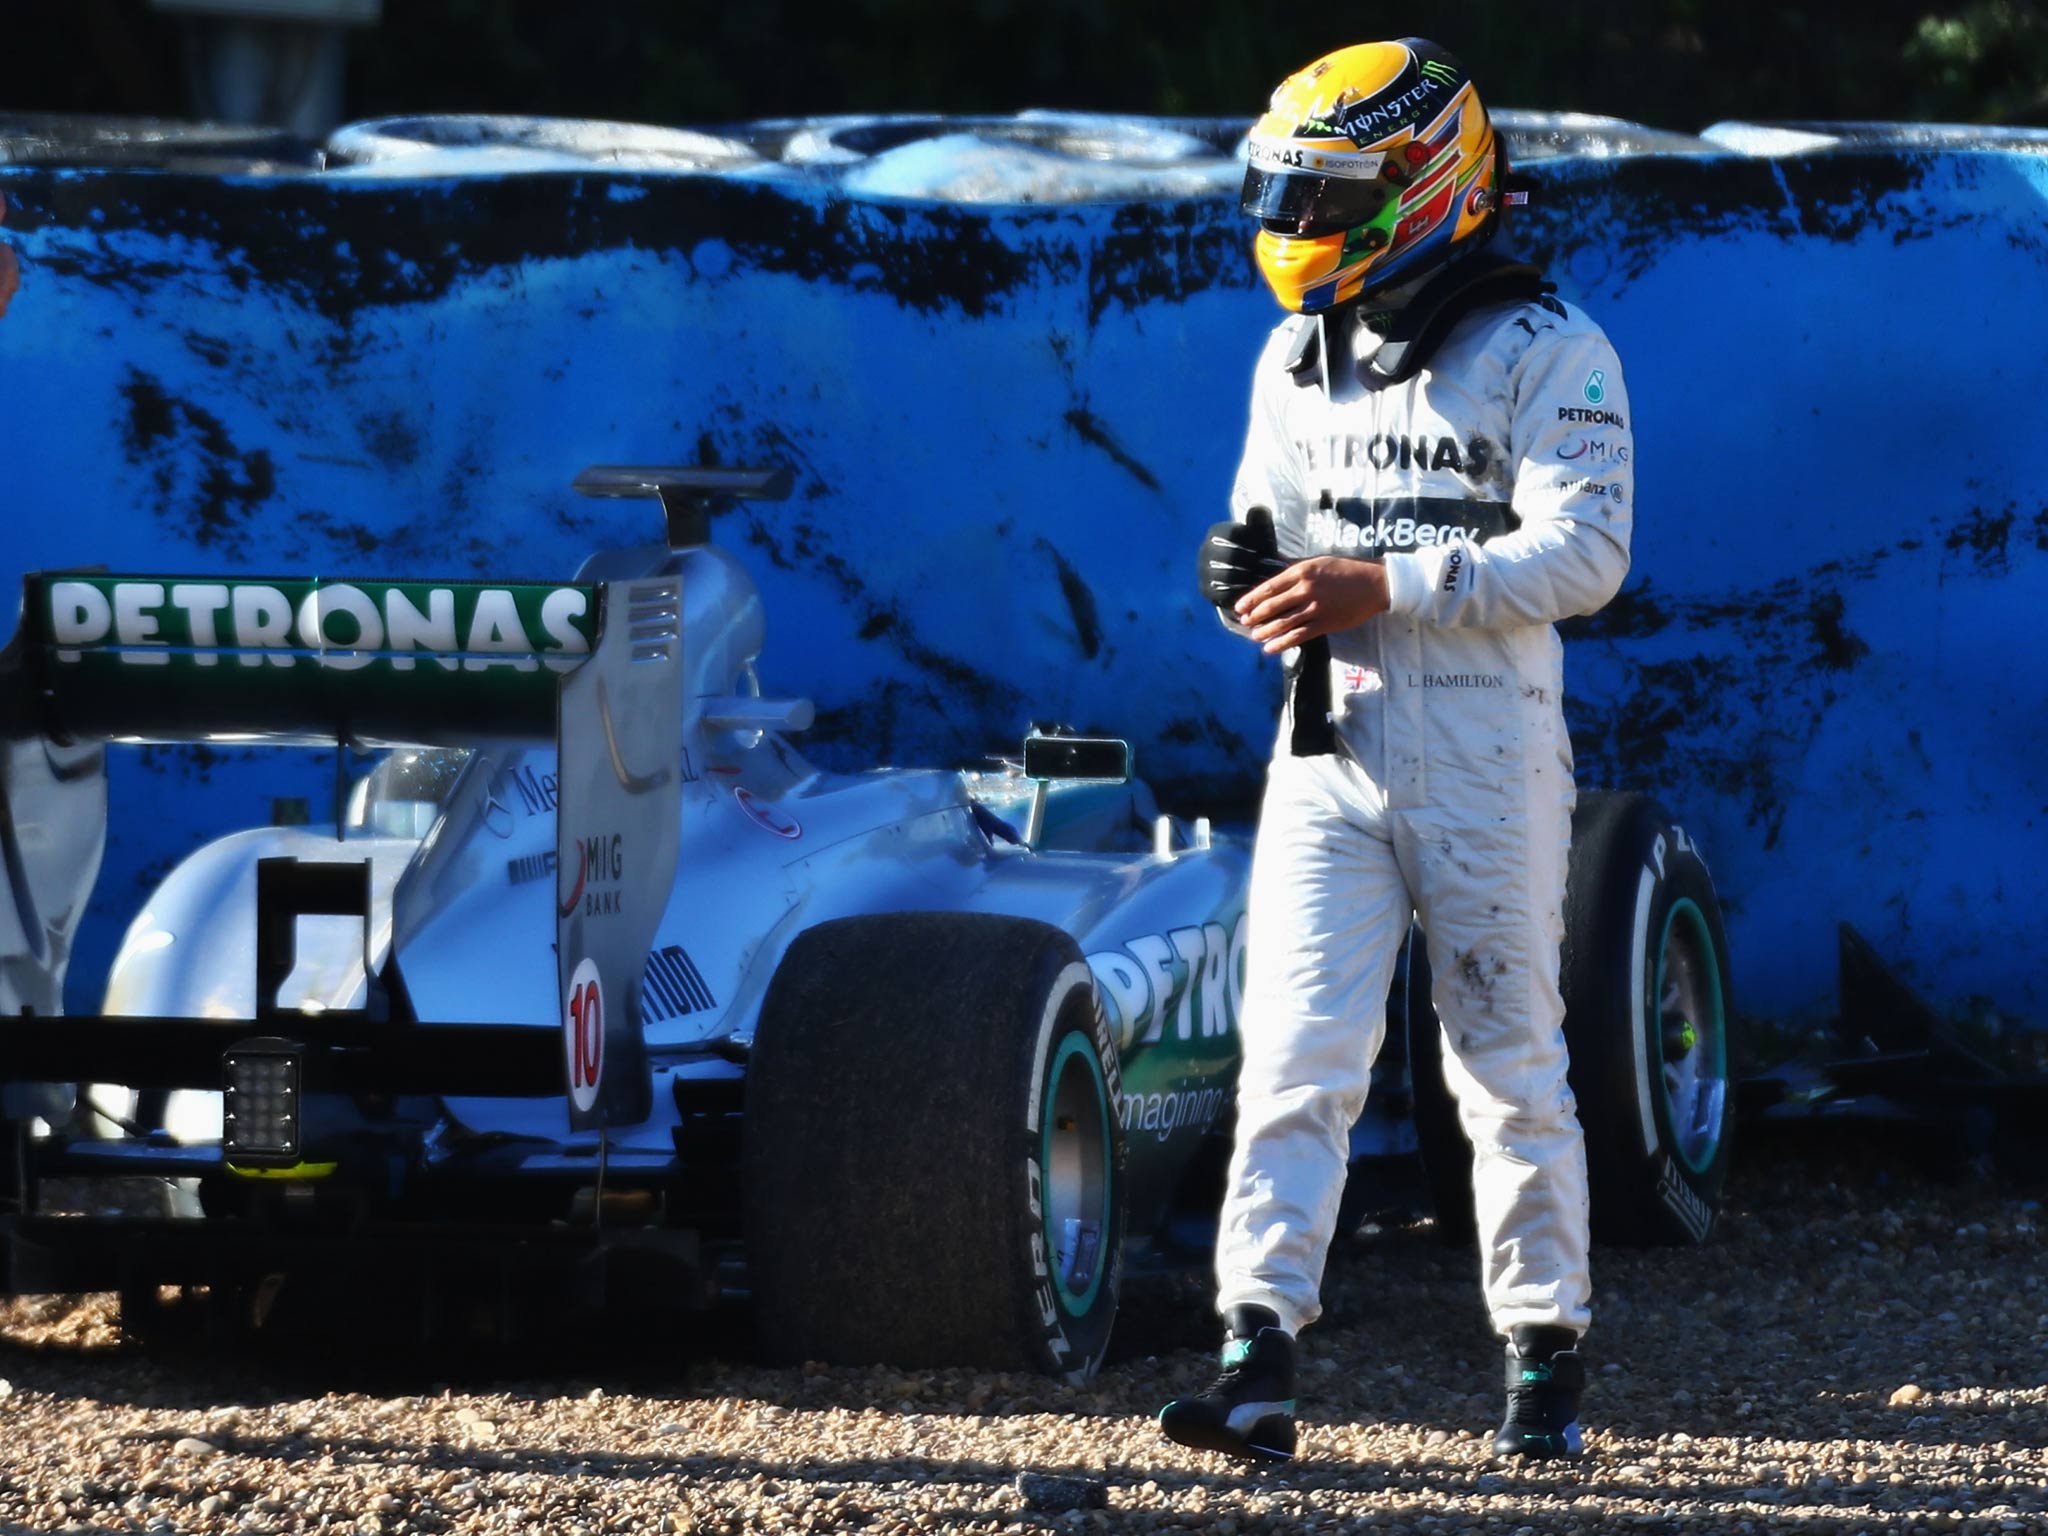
<box><xmin>221</xmin><ymin>1037</ymin><xmax>303</xmax><ymax>1168</ymax></box>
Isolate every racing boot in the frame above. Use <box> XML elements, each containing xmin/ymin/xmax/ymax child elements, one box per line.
<box><xmin>1492</xmin><ymin>1325</ymin><xmax>1587</xmax><ymax>1459</ymax></box>
<box><xmin>1157</xmin><ymin>1304</ymin><xmax>1297</xmax><ymax>1463</ymax></box>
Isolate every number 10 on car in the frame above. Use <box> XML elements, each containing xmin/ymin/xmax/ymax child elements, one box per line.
<box><xmin>563</xmin><ymin>956</ymin><xmax>605</xmax><ymax>1113</ymax></box>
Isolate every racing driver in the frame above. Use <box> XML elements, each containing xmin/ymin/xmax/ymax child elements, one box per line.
<box><xmin>1160</xmin><ymin>38</ymin><xmax>1632</xmax><ymax>1462</ymax></box>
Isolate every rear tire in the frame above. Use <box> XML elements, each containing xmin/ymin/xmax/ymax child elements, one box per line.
<box><xmin>1563</xmin><ymin>791</ymin><xmax>1737</xmax><ymax>1245</ymax></box>
<box><xmin>743</xmin><ymin>913</ymin><xmax>1125</xmax><ymax>1380</ymax></box>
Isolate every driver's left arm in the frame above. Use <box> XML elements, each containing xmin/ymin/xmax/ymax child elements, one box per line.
<box><xmin>1381</xmin><ymin>325</ymin><xmax>1634</xmax><ymax>628</ymax></box>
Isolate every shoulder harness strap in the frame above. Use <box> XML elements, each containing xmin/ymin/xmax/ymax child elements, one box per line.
<box><xmin>1282</xmin><ymin>314</ymin><xmax>1322</xmax><ymax>379</ymax></box>
<box><xmin>1366</xmin><ymin>254</ymin><xmax>1559</xmax><ymax>384</ymax></box>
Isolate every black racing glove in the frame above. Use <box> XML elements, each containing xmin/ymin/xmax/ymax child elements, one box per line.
<box><xmin>1196</xmin><ymin>507</ymin><xmax>1289</xmax><ymax>613</ymax></box>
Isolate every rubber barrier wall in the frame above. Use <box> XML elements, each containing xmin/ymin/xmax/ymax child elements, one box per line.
<box><xmin>0</xmin><ymin>147</ymin><xmax>2043</xmax><ymax>1026</ymax></box>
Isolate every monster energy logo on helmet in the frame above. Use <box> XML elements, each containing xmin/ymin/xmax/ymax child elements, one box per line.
<box><xmin>1335</xmin><ymin>43</ymin><xmax>1467</xmax><ymax>135</ymax></box>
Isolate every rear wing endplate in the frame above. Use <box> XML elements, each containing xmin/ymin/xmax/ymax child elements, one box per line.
<box><xmin>0</xmin><ymin>462</ymin><xmax>782</xmax><ymax>1132</ymax></box>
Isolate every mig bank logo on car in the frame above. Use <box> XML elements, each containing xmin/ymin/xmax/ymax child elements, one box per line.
<box><xmin>1085</xmin><ymin>913</ymin><xmax>1249</xmax><ymax>1054</ymax></box>
<box><xmin>559</xmin><ymin>832</ymin><xmax>624</xmax><ymax>918</ymax></box>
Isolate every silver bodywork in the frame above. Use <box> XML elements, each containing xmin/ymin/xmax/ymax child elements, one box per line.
<box><xmin>84</xmin><ymin>541</ymin><xmax>1251</xmax><ymax>1233</ymax></box>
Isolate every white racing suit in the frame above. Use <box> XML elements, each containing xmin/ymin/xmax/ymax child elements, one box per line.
<box><xmin>1216</xmin><ymin>291</ymin><xmax>1633</xmax><ymax>1338</ymax></box>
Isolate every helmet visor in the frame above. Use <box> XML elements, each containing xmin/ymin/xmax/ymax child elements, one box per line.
<box><xmin>1240</xmin><ymin>163</ymin><xmax>1394</xmax><ymax>238</ymax></box>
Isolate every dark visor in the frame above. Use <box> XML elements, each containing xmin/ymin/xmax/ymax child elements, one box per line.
<box><xmin>1240</xmin><ymin>164</ymin><xmax>1393</xmax><ymax>237</ymax></box>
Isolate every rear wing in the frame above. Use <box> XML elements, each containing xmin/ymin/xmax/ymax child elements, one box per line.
<box><xmin>0</xmin><ymin>464</ymin><xmax>784</xmax><ymax>1138</ymax></box>
<box><xmin>12</xmin><ymin>574</ymin><xmax>599</xmax><ymax>748</ymax></box>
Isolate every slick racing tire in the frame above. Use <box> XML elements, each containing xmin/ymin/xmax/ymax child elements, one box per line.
<box><xmin>1562</xmin><ymin>790</ymin><xmax>1737</xmax><ymax>1246</ymax></box>
<box><xmin>1401</xmin><ymin>791</ymin><xmax>1736</xmax><ymax>1248</ymax></box>
<box><xmin>743</xmin><ymin>913</ymin><xmax>1125</xmax><ymax>1381</ymax></box>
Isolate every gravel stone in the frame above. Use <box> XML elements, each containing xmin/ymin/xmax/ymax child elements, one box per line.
<box><xmin>3</xmin><ymin>1147</ymin><xmax>2044</xmax><ymax>1535</ymax></box>
<box><xmin>1016</xmin><ymin>1472</ymin><xmax>1110</xmax><ymax>1511</ymax></box>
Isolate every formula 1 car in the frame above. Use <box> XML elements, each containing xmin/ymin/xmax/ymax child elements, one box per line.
<box><xmin>0</xmin><ymin>467</ymin><xmax>1735</xmax><ymax>1379</ymax></box>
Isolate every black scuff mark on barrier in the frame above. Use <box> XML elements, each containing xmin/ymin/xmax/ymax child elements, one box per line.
<box><xmin>812</xmin><ymin>582</ymin><xmax>1015</xmax><ymax>707</ymax></box>
<box><xmin>129</xmin><ymin>848</ymin><xmax>201</xmax><ymax>897</ymax></box>
<box><xmin>1577</xmin><ymin>656</ymin><xmax>1698</xmax><ymax>779</ymax></box>
<box><xmin>1047</xmin><ymin>333</ymin><xmax>1165</xmax><ymax>497</ymax></box>
<box><xmin>181</xmin><ymin>330</ymin><xmax>234</xmax><ymax>370</ymax></box>
<box><xmin>1945</xmin><ymin>506</ymin><xmax>2016</xmax><ymax>571</ymax></box>
<box><xmin>2004</xmin><ymin>218</ymin><xmax>2048</xmax><ymax>261</ymax></box>
<box><xmin>1158</xmin><ymin>712</ymin><xmax>1255</xmax><ymax>760</ymax></box>
<box><xmin>1806</xmin><ymin>591</ymin><xmax>1871</xmax><ymax>671</ymax></box>
<box><xmin>1568</xmin><ymin>557</ymin><xmax>1887</xmax><ymax>851</ymax></box>
<box><xmin>1087</xmin><ymin>199</ymin><xmax>1256</xmax><ymax>325</ymax></box>
<box><xmin>1033</xmin><ymin>539</ymin><xmax>1104</xmax><ymax>661</ymax></box>
<box><xmin>360</xmin><ymin>410</ymin><xmax>423</xmax><ymax>471</ymax></box>
<box><xmin>1558</xmin><ymin>579</ymin><xmax>1672</xmax><ymax>642</ymax></box>
<box><xmin>459</xmin><ymin>533</ymin><xmax>504</xmax><ymax>575</ymax></box>
<box><xmin>118</xmin><ymin>367</ymin><xmax>277</xmax><ymax>547</ymax></box>
<box><xmin>1514</xmin><ymin>151</ymin><xmax>1950</xmax><ymax>293</ymax></box>
<box><xmin>289</xmin><ymin>509</ymin><xmax>383</xmax><ymax>560</ymax></box>
<box><xmin>1571</xmin><ymin>650</ymin><xmax>1790</xmax><ymax>849</ymax></box>
<box><xmin>1709</xmin><ymin>746</ymin><xmax>1796</xmax><ymax>853</ymax></box>
<box><xmin>17</xmin><ymin>169</ymin><xmax>1062</xmax><ymax>322</ymax></box>
<box><xmin>121</xmin><ymin>372</ymin><xmax>177</xmax><ymax>451</ymax></box>
<box><xmin>0</xmin><ymin>151</ymin><xmax>2000</xmax><ymax>339</ymax></box>
<box><xmin>1803</xmin><ymin>553</ymin><xmax>1889</xmax><ymax>584</ymax></box>
<box><xmin>550</xmin><ymin>501</ymin><xmax>602</xmax><ymax>541</ymax></box>
<box><xmin>692</xmin><ymin>415</ymin><xmax>1027</xmax><ymax>767</ymax></box>
<box><xmin>438</xmin><ymin>437</ymin><xmax>487</xmax><ymax>523</ymax></box>
<box><xmin>310</xmin><ymin>325</ymin><xmax>378</xmax><ymax>373</ymax></box>
<box><xmin>1564</xmin><ymin>561</ymin><xmax>1875</xmax><ymax>847</ymax></box>
<box><xmin>137</xmin><ymin>743</ymin><xmax>230</xmax><ymax>786</ymax></box>
<box><xmin>809</xmin><ymin>680</ymin><xmax>935</xmax><ymax>768</ymax></box>
<box><xmin>1061</xmin><ymin>406</ymin><xmax>1162</xmax><ymax>492</ymax></box>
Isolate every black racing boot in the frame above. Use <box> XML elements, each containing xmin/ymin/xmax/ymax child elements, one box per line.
<box><xmin>1157</xmin><ymin>1304</ymin><xmax>1298</xmax><ymax>1463</ymax></box>
<box><xmin>1492</xmin><ymin>1325</ymin><xmax>1587</xmax><ymax>1459</ymax></box>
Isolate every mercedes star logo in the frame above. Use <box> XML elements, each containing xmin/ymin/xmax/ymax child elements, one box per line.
<box><xmin>480</xmin><ymin>778</ymin><xmax>515</xmax><ymax>839</ymax></box>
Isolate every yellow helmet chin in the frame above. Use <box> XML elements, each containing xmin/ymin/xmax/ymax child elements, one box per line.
<box><xmin>1242</xmin><ymin>38</ymin><xmax>1501</xmax><ymax>313</ymax></box>
<box><xmin>1253</xmin><ymin>229</ymin><xmax>1370</xmax><ymax>314</ymax></box>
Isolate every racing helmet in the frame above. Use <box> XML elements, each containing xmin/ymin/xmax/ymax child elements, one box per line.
<box><xmin>1241</xmin><ymin>38</ymin><xmax>1502</xmax><ymax>313</ymax></box>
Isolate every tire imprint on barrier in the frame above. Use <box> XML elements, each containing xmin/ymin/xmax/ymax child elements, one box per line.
<box><xmin>681</xmin><ymin>414</ymin><xmax>1032</xmax><ymax>770</ymax></box>
<box><xmin>1517</xmin><ymin>151</ymin><xmax>1953</xmax><ymax>292</ymax></box>
<box><xmin>1562</xmin><ymin>502</ymin><xmax>2045</xmax><ymax>859</ymax></box>
<box><xmin>4</xmin><ymin>150</ymin><xmax>2005</xmax><ymax>334</ymax></box>
<box><xmin>118</xmin><ymin>368</ymin><xmax>277</xmax><ymax>547</ymax></box>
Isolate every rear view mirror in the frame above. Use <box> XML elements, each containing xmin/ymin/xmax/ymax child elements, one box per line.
<box><xmin>1022</xmin><ymin>734</ymin><xmax>1131</xmax><ymax>784</ymax></box>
